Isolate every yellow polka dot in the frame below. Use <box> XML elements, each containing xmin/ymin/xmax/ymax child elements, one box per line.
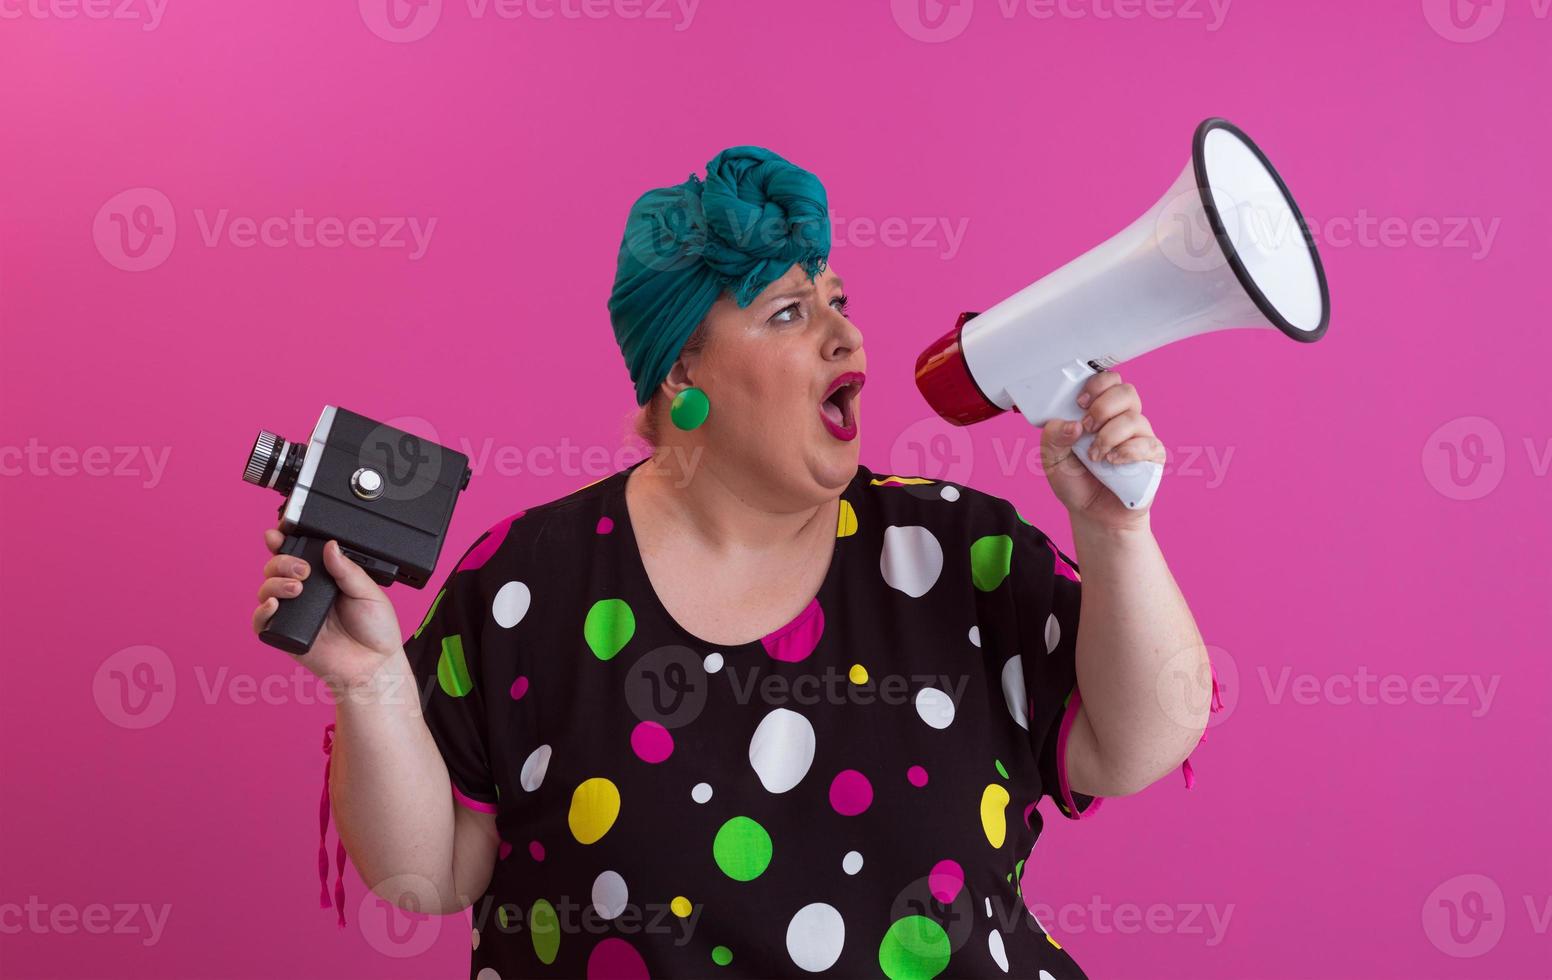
<box><xmin>848</xmin><ymin>664</ymin><xmax>868</xmax><ymax>685</ymax></box>
<box><xmin>671</xmin><ymin>896</ymin><xmax>692</xmax><ymax>917</ymax></box>
<box><xmin>1046</xmin><ymin>933</ymin><xmax>1062</xmax><ymax>950</ymax></box>
<box><xmin>980</xmin><ymin>783</ymin><xmax>1010</xmax><ymax>848</ymax></box>
<box><xmin>836</xmin><ymin>499</ymin><xmax>858</xmax><ymax>537</ymax></box>
<box><xmin>567</xmin><ymin>777</ymin><xmax>620</xmax><ymax>845</ymax></box>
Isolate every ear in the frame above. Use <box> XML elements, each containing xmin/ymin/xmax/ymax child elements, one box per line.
<box><xmin>662</xmin><ymin>356</ymin><xmax>698</xmax><ymax>394</ymax></box>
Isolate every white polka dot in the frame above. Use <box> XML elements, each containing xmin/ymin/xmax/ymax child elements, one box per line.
<box><xmin>1045</xmin><ymin>612</ymin><xmax>1061</xmax><ymax>653</ymax></box>
<box><xmin>749</xmin><ymin>707</ymin><xmax>816</xmax><ymax>794</ymax></box>
<box><xmin>592</xmin><ymin>870</ymin><xmax>628</xmax><ymax>920</ymax></box>
<box><xmin>914</xmin><ymin>687</ymin><xmax>956</xmax><ymax>729</ymax></box>
<box><xmin>880</xmin><ymin>525</ymin><xmax>944</xmax><ymax>598</ymax></box>
<box><xmin>940</xmin><ymin>485</ymin><xmax>960</xmax><ymax>502</ymax></box>
<box><xmin>968</xmin><ymin>625</ymin><xmax>981</xmax><ymax>648</ymax></box>
<box><xmin>985</xmin><ymin>897</ymin><xmax>993</xmax><ymax>918</ymax></box>
<box><xmin>471</xmin><ymin>927</ymin><xmax>480</xmax><ymax>950</ymax></box>
<box><xmin>691</xmin><ymin>782</ymin><xmax>713</xmax><ymax>804</ymax></box>
<box><xmin>786</xmin><ymin>902</ymin><xmax>846</xmax><ymax>972</ymax></box>
<box><xmin>492</xmin><ymin>581</ymin><xmax>531</xmax><ymax>629</ymax></box>
<box><xmin>703</xmin><ymin>652</ymin><xmax>724</xmax><ymax>673</ymax></box>
<box><xmin>1039</xmin><ymin>972</ymin><xmax>1057</xmax><ymax>980</ymax></box>
<box><xmin>988</xmin><ymin>930</ymin><xmax>1009</xmax><ymax>972</ymax></box>
<box><xmin>519</xmin><ymin>744</ymin><xmax>551</xmax><ymax>792</ymax></box>
<box><xmin>842</xmin><ymin>851</ymin><xmax>863</xmax><ymax>875</ymax></box>
<box><xmin>476</xmin><ymin>969</ymin><xmax>501</xmax><ymax>980</ymax></box>
<box><xmin>1001</xmin><ymin>657</ymin><xmax>1029</xmax><ymax>730</ymax></box>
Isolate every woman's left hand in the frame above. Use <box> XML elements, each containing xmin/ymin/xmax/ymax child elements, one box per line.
<box><xmin>1040</xmin><ymin>370</ymin><xmax>1166</xmax><ymax>532</ymax></box>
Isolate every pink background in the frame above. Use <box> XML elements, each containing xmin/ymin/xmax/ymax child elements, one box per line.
<box><xmin>2</xmin><ymin>1</ymin><xmax>1547</xmax><ymax>976</ymax></box>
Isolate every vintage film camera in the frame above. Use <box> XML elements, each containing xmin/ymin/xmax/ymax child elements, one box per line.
<box><xmin>242</xmin><ymin>406</ymin><xmax>472</xmax><ymax>654</ymax></box>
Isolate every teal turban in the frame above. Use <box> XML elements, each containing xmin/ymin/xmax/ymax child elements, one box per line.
<box><xmin>608</xmin><ymin>146</ymin><xmax>832</xmax><ymax>406</ymax></box>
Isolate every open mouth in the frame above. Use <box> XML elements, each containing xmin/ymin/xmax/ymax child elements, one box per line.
<box><xmin>819</xmin><ymin>372</ymin><xmax>864</xmax><ymax>441</ymax></box>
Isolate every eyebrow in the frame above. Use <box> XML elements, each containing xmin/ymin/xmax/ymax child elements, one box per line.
<box><xmin>766</xmin><ymin>275</ymin><xmax>846</xmax><ymax>306</ymax></box>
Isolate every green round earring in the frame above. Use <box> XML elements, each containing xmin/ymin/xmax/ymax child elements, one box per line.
<box><xmin>670</xmin><ymin>386</ymin><xmax>710</xmax><ymax>431</ymax></box>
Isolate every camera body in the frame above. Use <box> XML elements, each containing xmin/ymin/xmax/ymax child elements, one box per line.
<box><xmin>244</xmin><ymin>405</ymin><xmax>473</xmax><ymax>653</ymax></box>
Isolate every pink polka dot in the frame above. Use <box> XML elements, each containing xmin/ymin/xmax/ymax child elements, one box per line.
<box><xmin>510</xmin><ymin>676</ymin><xmax>530</xmax><ymax>700</ymax></box>
<box><xmin>596</xmin><ymin>516</ymin><xmax>614</xmax><ymax>534</ymax></box>
<box><xmin>829</xmin><ymin>769</ymin><xmax>873</xmax><ymax>816</ymax></box>
<box><xmin>456</xmin><ymin>511</ymin><xmax>525</xmax><ymax>572</ymax></box>
<box><xmin>498</xmin><ymin>840</ymin><xmax>513</xmax><ymax>860</ymax></box>
<box><xmin>587</xmin><ymin>937</ymin><xmax>649</xmax><ymax>979</ymax></box>
<box><xmin>907</xmin><ymin>765</ymin><xmax>929</xmax><ymax>787</ymax></box>
<box><xmin>529</xmin><ymin>840</ymin><xmax>545</xmax><ymax>861</ymax></box>
<box><xmin>928</xmin><ymin>859</ymin><xmax>964</xmax><ymax>903</ymax></box>
<box><xmin>1023</xmin><ymin>801</ymin><xmax>1038</xmax><ymax>828</ymax></box>
<box><xmin>630</xmin><ymin>721</ymin><xmax>674</xmax><ymax>764</ymax></box>
<box><xmin>761</xmin><ymin>598</ymin><xmax>824</xmax><ymax>663</ymax></box>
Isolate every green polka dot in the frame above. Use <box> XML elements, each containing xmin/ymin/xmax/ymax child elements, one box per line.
<box><xmin>497</xmin><ymin>905</ymin><xmax>510</xmax><ymax>929</ymax></box>
<box><xmin>878</xmin><ymin>915</ymin><xmax>951</xmax><ymax>980</ymax></box>
<box><xmin>436</xmin><ymin>634</ymin><xmax>472</xmax><ymax>697</ymax></box>
<box><xmin>584</xmin><ymin>598</ymin><xmax>636</xmax><ymax>660</ymax></box>
<box><xmin>970</xmin><ymin>534</ymin><xmax>1013</xmax><ymax>591</ymax></box>
<box><xmin>994</xmin><ymin>759</ymin><xmax>1009</xmax><ymax>780</ymax></box>
<box><xmin>712</xmin><ymin>945</ymin><xmax>733</xmax><ymax>966</ymax></box>
<box><xmin>413</xmin><ymin>588</ymin><xmax>445</xmax><ymax>640</ymax></box>
<box><xmin>1016</xmin><ymin>510</ymin><xmax>1032</xmax><ymax>525</ymax></box>
<box><xmin>530</xmin><ymin>899</ymin><xmax>559</xmax><ymax>964</ymax></box>
<box><xmin>712</xmin><ymin>816</ymin><xmax>772</xmax><ymax>881</ymax></box>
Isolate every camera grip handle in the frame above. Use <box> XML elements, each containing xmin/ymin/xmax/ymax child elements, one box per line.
<box><xmin>260</xmin><ymin>535</ymin><xmax>339</xmax><ymax>655</ymax></box>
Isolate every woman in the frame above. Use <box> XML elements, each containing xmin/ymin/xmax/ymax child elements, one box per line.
<box><xmin>253</xmin><ymin>146</ymin><xmax>1217</xmax><ymax>979</ymax></box>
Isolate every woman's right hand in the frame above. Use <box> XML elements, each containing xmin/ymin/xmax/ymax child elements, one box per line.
<box><xmin>252</xmin><ymin>530</ymin><xmax>407</xmax><ymax>690</ymax></box>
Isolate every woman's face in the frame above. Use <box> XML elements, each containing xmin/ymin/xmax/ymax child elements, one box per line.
<box><xmin>679</xmin><ymin>262</ymin><xmax>865</xmax><ymax>503</ymax></box>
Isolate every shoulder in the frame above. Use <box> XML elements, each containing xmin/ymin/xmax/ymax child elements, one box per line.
<box><xmin>447</xmin><ymin>468</ymin><xmax>625</xmax><ymax>583</ymax></box>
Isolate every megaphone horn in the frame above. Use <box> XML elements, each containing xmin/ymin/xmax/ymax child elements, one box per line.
<box><xmin>915</xmin><ymin>117</ymin><xmax>1331</xmax><ymax>511</ymax></box>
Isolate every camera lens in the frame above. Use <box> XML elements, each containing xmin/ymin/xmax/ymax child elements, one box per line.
<box><xmin>243</xmin><ymin>430</ymin><xmax>305</xmax><ymax>496</ymax></box>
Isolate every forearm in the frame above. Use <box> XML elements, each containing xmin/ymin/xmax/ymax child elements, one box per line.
<box><xmin>1068</xmin><ymin>513</ymin><xmax>1210</xmax><ymax>794</ymax></box>
<box><xmin>327</xmin><ymin>649</ymin><xmax>465</xmax><ymax>913</ymax></box>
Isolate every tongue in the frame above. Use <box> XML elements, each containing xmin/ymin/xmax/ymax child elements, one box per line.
<box><xmin>820</xmin><ymin>398</ymin><xmax>844</xmax><ymax>426</ymax></box>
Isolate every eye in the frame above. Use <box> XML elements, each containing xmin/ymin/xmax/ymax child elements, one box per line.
<box><xmin>772</xmin><ymin>302</ymin><xmax>801</xmax><ymax>324</ymax></box>
<box><xmin>832</xmin><ymin>294</ymin><xmax>851</xmax><ymax>316</ymax></box>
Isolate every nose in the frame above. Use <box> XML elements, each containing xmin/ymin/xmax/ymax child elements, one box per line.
<box><xmin>823</xmin><ymin>306</ymin><xmax>864</xmax><ymax>361</ymax></box>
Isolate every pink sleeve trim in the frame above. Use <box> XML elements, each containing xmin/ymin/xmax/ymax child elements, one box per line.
<box><xmin>451</xmin><ymin>781</ymin><xmax>499</xmax><ymax>814</ymax></box>
<box><xmin>1056</xmin><ymin>686</ymin><xmax>1104</xmax><ymax>820</ymax></box>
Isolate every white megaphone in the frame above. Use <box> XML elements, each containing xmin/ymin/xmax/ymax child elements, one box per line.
<box><xmin>915</xmin><ymin>117</ymin><xmax>1330</xmax><ymax>510</ymax></box>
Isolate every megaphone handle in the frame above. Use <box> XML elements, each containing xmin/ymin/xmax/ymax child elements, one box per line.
<box><xmin>1008</xmin><ymin>370</ymin><xmax>1164</xmax><ymax>511</ymax></box>
<box><xmin>259</xmin><ymin>534</ymin><xmax>339</xmax><ymax>655</ymax></box>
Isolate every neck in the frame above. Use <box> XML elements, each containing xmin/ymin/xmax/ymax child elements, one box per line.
<box><xmin>628</xmin><ymin>448</ymin><xmax>836</xmax><ymax>558</ymax></box>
